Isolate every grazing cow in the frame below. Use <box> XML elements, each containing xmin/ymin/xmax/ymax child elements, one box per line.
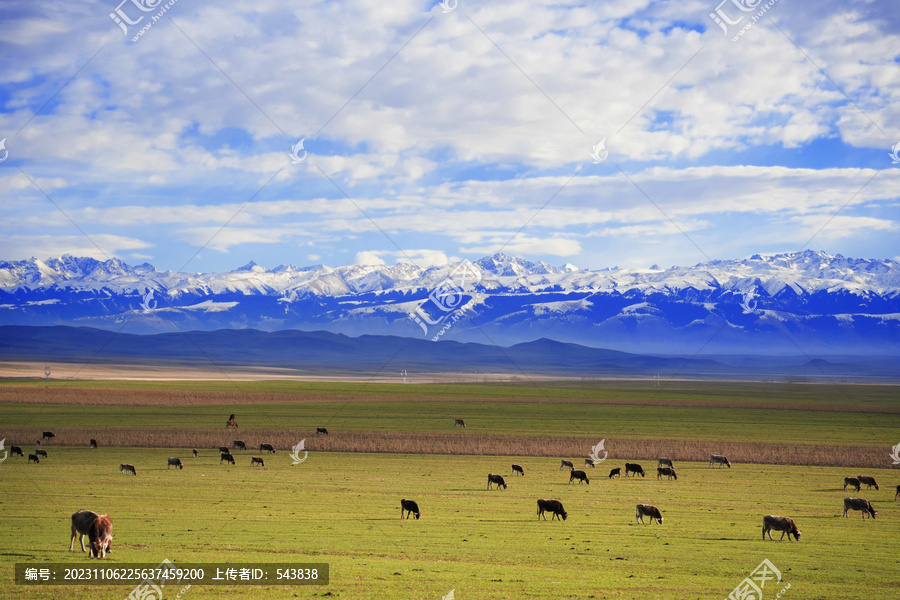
<box><xmin>569</xmin><ymin>470</ymin><xmax>590</xmax><ymax>484</ymax></box>
<box><xmin>511</xmin><ymin>464</ymin><xmax>524</xmax><ymax>476</ymax></box>
<box><xmin>584</xmin><ymin>459</ymin><xmax>596</xmax><ymax>468</ymax></box>
<box><xmin>400</xmin><ymin>499</ymin><xmax>420</xmax><ymax>519</ymax></box>
<box><xmin>857</xmin><ymin>476</ymin><xmax>879</xmax><ymax>491</ymax></box>
<box><xmin>10</xmin><ymin>445</ymin><xmax>23</xmax><ymax>457</ymax></box>
<box><xmin>843</xmin><ymin>477</ymin><xmax>861</xmax><ymax>492</ymax></box>
<box><xmin>316</xmin><ymin>427</ymin><xmax>329</xmax><ymax>435</ymax></box>
<box><xmin>454</xmin><ymin>419</ymin><xmax>466</xmax><ymax>428</ymax></box>
<box><xmin>42</xmin><ymin>431</ymin><xmax>54</xmax><ymax>440</ymax></box>
<box><xmin>259</xmin><ymin>443</ymin><xmax>276</xmax><ymax>453</ymax></box>
<box><xmin>220</xmin><ymin>452</ymin><xmax>235</xmax><ymax>465</ymax></box>
<box><xmin>226</xmin><ymin>420</ymin><xmax>238</xmax><ymax>428</ymax></box>
<box><xmin>232</xmin><ymin>440</ymin><xmax>246</xmax><ymax>450</ymax></box>
<box><xmin>710</xmin><ymin>454</ymin><xmax>731</xmax><ymax>468</ymax></box>
<box><xmin>487</xmin><ymin>473</ymin><xmax>507</xmax><ymax>490</ymax></box>
<box><xmin>28</xmin><ymin>453</ymin><xmax>39</xmax><ymax>463</ymax></box>
<box><xmin>119</xmin><ymin>464</ymin><xmax>136</xmax><ymax>475</ymax></box>
<box><xmin>218</xmin><ymin>446</ymin><xmax>230</xmax><ymax>455</ymax></box>
<box><xmin>895</xmin><ymin>485</ymin><xmax>899</xmax><ymax>501</ymax></box>
<box><xmin>70</xmin><ymin>510</ymin><xmax>100</xmax><ymax>553</ymax></box>
<box><xmin>192</xmin><ymin>448</ymin><xmax>198</xmax><ymax>458</ymax></box>
<box><xmin>559</xmin><ymin>459</ymin><xmax>574</xmax><ymax>470</ymax></box>
<box><xmin>625</xmin><ymin>463</ymin><xmax>645</xmax><ymax>477</ymax></box>
<box><xmin>658</xmin><ymin>457</ymin><xmax>673</xmax><ymax>467</ymax></box>
<box><xmin>167</xmin><ymin>457</ymin><xmax>183</xmax><ymax>470</ymax></box>
<box><xmin>90</xmin><ymin>439</ymin><xmax>98</xmax><ymax>449</ymax></box>
<box><xmin>537</xmin><ymin>499</ymin><xmax>567</xmax><ymax>521</ymax></box>
<box><xmin>657</xmin><ymin>466</ymin><xmax>678</xmax><ymax>480</ymax></box>
<box><xmin>762</xmin><ymin>515</ymin><xmax>801</xmax><ymax>541</ymax></box>
<box><xmin>251</xmin><ymin>456</ymin><xmax>265</xmax><ymax>467</ymax></box>
<box><xmin>843</xmin><ymin>497</ymin><xmax>877</xmax><ymax>519</ymax></box>
<box><xmin>229</xmin><ymin>414</ymin><xmax>235</xmax><ymax>421</ymax></box>
<box><xmin>609</xmin><ymin>467</ymin><xmax>621</xmax><ymax>479</ymax></box>
<box><xmin>636</xmin><ymin>504</ymin><xmax>663</xmax><ymax>524</ymax></box>
<box><xmin>36</xmin><ymin>449</ymin><xmax>48</xmax><ymax>458</ymax></box>
<box><xmin>87</xmin><ymin>514</ymin><xmax>113</xmax><ymax>558</ymax></box>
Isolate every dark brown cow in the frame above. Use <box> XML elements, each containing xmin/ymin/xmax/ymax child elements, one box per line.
<box><xmin>401</xmin><ymin>499</ymin><xmax>420</xmax><ymax>519</ymax></box>
<box><xmin>192</xmin><ymin>448</ymin><xmax>198</xmax><ymax>458</ymax></box>
<box><xmin>608</xmin><ymin>467</ymin><xmax>621</xmax><ymax>479</ymax></box>
<box><xmin>657</xmin><ymin>466</ymin><xmax>677</xmax><ymax>480</ymax></box>
<box><xmin>219</xmin><ymin>446</ymin><xmax>230</xmax><ymax>454</ymax></box>
<box><xmin>857</xmin><ymin>476</ymin><xmax>879</xmax><ymax>490</ymax></box>
<box><xmin>762</xmin><ymin>515</ymin><xmax>800</xmax><ymax>541</ymax></box>
<box><xmin>90</xmin><ymin>439</ymin><xmax>98</xmax><ymax>449</ymax></box>
<box><xmin>70</xmin><ymin>510</ymin><xmax>100</xmax><ymax>553</ymax></box>
<box><xmin>625</xmin><ymin>463</ymin><xmax>644</xmax><ymax>477</ymax></box>
<box><xmin>537</xmin><ymin>499</ymin><xmax>567</xmax><ymax>521</ymax></box>
<box><xmin>251</xmin><ymin>456</ymin><xmax>265</xmax><ymax>467</ymax></box>
<box><xmin>220</xmin><ymin>452</ymin><xmax>235</xmax><ymax>465</ymax></box>
<box><xmin>167</xmin><ymin>457</ymin><xmax>183</xmax><ymax>469</ymax></box>
<box><xmin>10</xmin><ymin>445</ymin><xmax>23</xmax><ymax>457</ymax></box>
<box><xmin>28</xmin><ymin>453</ymin><xmax>39</xmax><ymax>463</ymax></box>
<box><xmin>843</xmin><ymin>477</ymin><xmax>861</xmax><ymax>491</ymax></box>
<box><xmin>487</xmin><ymin>473</ymin><xmax>507</xmax><ymax>490</ymax></box>
<box><xmin>895</xmin><ymin>485</ymin><xmax>900</xmax><ymax>501</ymax></box>
<box><xmin>454</xmin><ymin>419</ymin><xmax>466</xmax><ymax>428</ymax></box>
<box><xmin>36</xmin><ymin>449</ymin><xmax>48</xmax><ymax>458</ymax></box>
<box><xmin>559</xmin><ymin>459</ymin><xmax>574</xmax><ymax>470</ymax></box>
<box><xmin>316</xmin><ymin>427</ymin><xmax>329</xmax><ymax>435</ymax></box>
<box><xmin>511</xmin><ymin>464</ymin><xmax>524</xmax><ymax>476</ymax></box>
<box><xmin>42</xmin><ymin>431</ymin><xmax>54</xmax><ymax>440</ymax></box>
<box><xmin>88</xmin><ymin>514</ymin><xmax>112</xmax><ymax>558</ymax></box>
<box><xmin>636</xmin><ymin>504</ymin><xmax>663</xmax><ymax>524</ymax></box>
<box><xmin>843</xmin><ymin>497</ymin><xmax>876</xmax><ymax>519</ymax></box>
<box><xmin>232</xmin><ymin>440</ymin><xmax>246</xmax><ymax>450</ymax></box>
<box><xmin>119</xmin><ymin>464</ymin><xmax>136</xmax><ymax>475</ymax></box>
<box><xmin>259</xmin><ymin>443</ymin><xmax>276</xmax><ymax>453</ymax></box>
<box><xmin>569</xmin><ymin>470</ymin><xmax>589</xmax><ymax>484</ymax></box>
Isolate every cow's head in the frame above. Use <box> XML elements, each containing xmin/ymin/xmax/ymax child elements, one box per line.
<box><xmin>561</xmin><ymin>512</ymin><xmax>568</xmax><ymax>521</ymax></box>
<box><xmin>792</xmin><ymin>530</ymin><xmax>801</xmax><ymax>540</ymax></box>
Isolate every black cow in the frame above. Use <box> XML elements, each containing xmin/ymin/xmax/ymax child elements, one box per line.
<box><xmin>895</xmin><ymin>485</ymin><xmax>899</xmax><ymax>501</ymax></box>
<box><xmin>487</xmin><ymin>473</ymin><xmax>507</xmax><ymax>490</ymax></box>
<box><xmin>220</xmin><ymin>452</ymin><xmax>235</xmax><ymax>465</ymax></box>
<box><xmin>569</xmin><ymin>470</ymin><xmax>589</xmax><ymax>484</ymax></box>
<box><xmin>219</xmin><ymin>446</ymin><xmax>230</xmax><ymax>454</ymax></box>
<box><xmin>28</xmin><ymin>453</ymin><xmax>39</xmax><ymax>463</ymax></box>
<box><xmin>259</xmin><ymin>443</ymin><xmax>276</xmax><ymax>453</ymax></box>
<box><xmin>537</xmin><ymin>499</ymin><xmax>567</xmax><ymax>521</ymax></box>
<box><xmin>42</xmin><ymin>432</ymin><xmax>54</xmax><ymax>440</ymax></box>
<box><xmin>90</xmin><ymin>439</ymin><xmax>98</xmax><ymax>449</ymax></box>
<box><xmin>35</xmin><ymin>449</ymin><xmax>48</xmax><ymax>458</ymax></box>
<box><xmin>10</xmin><ymin>445</ymin><xmax>23</xmax><ymax>457</ymax></box>
<box><xmin>511</xmin><ymin>464</ymin><xmax>524</xmax><ymax>476</ymax></box>
<box><xmin>119</xmin><ymin>464</ymin><xmax>136</xmax><ymax>475</ymax></box>
<box><xmin>843</xmin><ymin>477</ymin><xmax>861</xmax><ymax>492</ymax></box>
<box><xmin>316</xmin><ymin>428</ymin><xmax>329</xmax><ymax>435</ymax></box>
<box><xmin>625</xmin><ymin>463</ymin><xmax>645</xmax><ymax>477</ymax></box>
<box><xmin>167</xmin><ymin>457</ymin><xmax>183</xmax><ymax>469</ymax></box>
<box><xmin>843</xmin><ymin>497</ymin><xmax>876</xmax><ymax>519</ymax></box>
<box><xmin>608</xmin><ymin>467</ymin><xmax>621</xmax><ymax>479</ymax></box>
<box><xmin>192</xmin><ymin>448</ymin><xmax>198</xmax><ymax>458</ymax></box>
<box><xmin>857</xmin><ymin>476</ymin><xmax>879</xmax><ymax>491</ymax></box>
<box><xmin>657</xmin><ymin>466</ymin><xmax>677</xmax><ymax>480</ymax></box>
<box><xmin>232</xmin><ymin>440</ymin><xmax>247</xmax><ymax>450</ymax></box>
<box><xmin>401</xmin><ymin>499</ymin><xmax>420</xmax><ymax>519</ymax></box>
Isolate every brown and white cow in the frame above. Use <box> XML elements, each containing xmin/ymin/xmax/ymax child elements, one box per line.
<box><xmin>400</xmin><ymin>499</ymin><xmax>420</xmax><ymax>519</ymax></box>
<box><xmin>843</xmin><ymin>477</ymin><xmax>861</xmax><ymax>491</ymax></box>
<box><xmin>119</xmin><ymin>464</ymin><xmax>136</xmax><ymax>475</ymax></box>
<box><xmin>90</xmin><ymin>439</ymin><xmax>98</xmax><ymax>449</ymax></box>
<box><xmin>488</xmin><ymin>473</ymin><xmax>507</xmax><ymax>490</ymax></box>
<box><xmin>226</xmin><ymin>420</ymin><xmax>238</xmax><ymax>428</ymax></box>
<box><xmin>569</xmin><ymin>470</ymin><xmax>589</xmax><ymax>485</ymax></box>
<box><xmin>220</xmin><ymin>452</ymin><xmax>235</xmax><ymax>465</ymax></box>
<box><xmin>608</xmin><ymin>467</ymin><xmax>621</xmax><ymax>479</ymax></box>
<box><xmin>625</xmin><ymin>463</ymin><xmax>645</xmax><ymax>477</ymax></box>
<box><xmin>192</xmin><ymin>448</ymin><xmax>198</xmax><ymax>458</ymax></box>
<box><xmin>657</xmin><ymin>466</ymin><xmax>677</xmax><ymax>480</ymax></box>
<box><xmin>511</xmin><ymin>464</ymin><xmax>524</xmax><ymax>476</ymax></box>
<box><xmin>559</xmin><ymin>459</ymin><xmax>574</xmax><ymax>471</ymax></box>
<box><xmin>251</xmin><ymin>456</ymin><xmax>265</xmax><ymax>467</ymax></box>
<box><xmin>167</xmin><ymin>457</ymin><xmax>183</xmax><ymax>469</ymax></box>
<box><xmin>762</xmin><ymin>515</ymin><xmax>800</xmax><ymax>541</ymax></box>
<box><xmin>88</xmin><ymin>514</ymin><xmax>112</xmax><ymax>558</ymax></box>
<box><xmin>585</xmin><ymin>458</ymin><xmax>597</xmax><ymax>468</ymax></box>
<box><xmin>636</xmin><ymin>504</ymin><xmax>663</xmax><ymax>524</ymax></box>
<box><xmin>843</xmin><ymin>497</ymin><xmax>877</xmax><ymax>519</ymax></box>
<box><xmin>710</xmin><ymin>454</ymin><xmax>731</xmax><ymax>468</ymax></box>
<box><xmin>259</xmin><ymin>443</ymin><xmax>276</xmax><ymax>453</ymax></box>
<box><xmin>857</xmin><ymin>475</ymin><xmax>879</xmax><ymax>490</ymax></box>
<box><xmin>537</xmin><ymin>499</ymin><xmax>567</xmax><ymax>521</ymax></box>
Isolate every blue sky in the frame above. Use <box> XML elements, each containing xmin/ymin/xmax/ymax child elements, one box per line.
<box><xmin>1</xmin><ymin>0</ymin><xmax>898</xmax><ymax>273</ymax></box>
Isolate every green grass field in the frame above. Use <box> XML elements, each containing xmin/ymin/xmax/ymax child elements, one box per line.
<box><xmin>1</xmin><ymin>380</ymin><xmax>899</xmax><ymax>599</ymax></box>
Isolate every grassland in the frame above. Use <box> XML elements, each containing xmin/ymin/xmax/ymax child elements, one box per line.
<box><xmin>1</xmin><ymin>379</ymin><xmax>898</xmax><ymax>599</ymax></box>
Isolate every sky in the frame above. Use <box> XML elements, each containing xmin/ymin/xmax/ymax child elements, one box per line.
<box><xmin>1</xmin><ymin>0</ymin><xmax>899</xmax><ymax>274</ymax></box>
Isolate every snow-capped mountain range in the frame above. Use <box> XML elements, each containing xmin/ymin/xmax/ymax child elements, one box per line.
<box><xmin>1</xmin><ymin>251</ymin><xmax>898</xmax><ymax>354</ymax></box>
